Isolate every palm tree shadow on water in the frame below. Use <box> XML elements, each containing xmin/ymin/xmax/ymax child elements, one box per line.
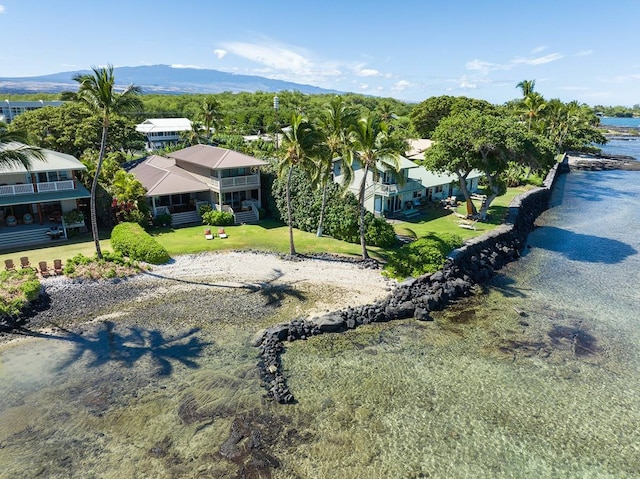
<box><xmin>12</xmin><ymin>322</ymin><xmax>214</xmax><ymax>377</ymax></box>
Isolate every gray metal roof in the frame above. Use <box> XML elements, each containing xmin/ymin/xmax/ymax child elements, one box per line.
<box><xmin>0</xmin><ymin>145</ymin><xmax>87</xmax><ymax>174</ymax></box>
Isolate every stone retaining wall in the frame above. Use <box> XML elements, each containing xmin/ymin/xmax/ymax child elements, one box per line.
<box><xmin>255</xmin><ymin>156</ymin><xmax>569</xmax><ymax>403</ymax></box>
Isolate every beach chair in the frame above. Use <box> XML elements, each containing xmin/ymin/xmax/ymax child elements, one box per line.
<box><xmin>38</xmin><ymin>261</ymin><xmax>52</xmax><ymax>278</ymax></box>
<box><xmin>53</xmin><ymin>259</ymin><xmax>64</xmax><ymax>275</ymax></box>
<box><xmin>218</xmin><ymin>227</ymin><xmax>228</xmax><ymax>239</ymax></box>
<box><xmin>20</xmin><ymin>256</ymin><xmax>32</xmax><ymax>269</ymax></box>
<box><xmin>457</xmin><ymin>220</ymin><xmax>477</xmax><ymax>230</ymax></box>
<box><xmin>4</xmin><ymin>259</ymin><xmax>16</xmax><ymax>271</ymax></box>
<box><xmin>204</xmin><ymin>228</ymin><xmax>214</xmax><ymax>240</ymax></box>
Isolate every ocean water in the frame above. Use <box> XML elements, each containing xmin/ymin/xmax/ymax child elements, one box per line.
<box><xmin>0</xmin><ymin>171</ymin><xmax>639</xmax><ymax>478</ymax></box>
<box><xmin>599</xmin><ymin>117</ymin><xmax>640</xmax><ymax>128</ymax></box>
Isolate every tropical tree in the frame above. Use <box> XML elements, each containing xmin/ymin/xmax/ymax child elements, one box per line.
<box><xmin>522</xmin><ymin>92</ymin><xmax>547</xmax><ymax>131</ymax></box>
<box><xmin>0</xmin><ymin>121</ymin><xmax>44</xmax><ymax>169</ymax></box>
<box><xmin>278</xmin><ymin>113</ymin><xmax>324</xmax><ymax>256</ymax></box>
<box><xmin>516</xmin><ymin>79</ymin><xmax>536</xmax><ymax>98</ymax></box>
<box><xmin>72</xmin><ymin>64</ymin><xmax>143</xmax><ymax>259</ymax></box>
<box><xmin>345</xmin><ymin>115</ymin><xmax>402</xmax><ymax>259</ymax></box>
<box><xmin>314</xmin><ymin>96</ymin><xmax>357</xmax><ymax>236</ymax></box>
<box><xmin>199</xmin><ymin>97</ymin><xmax>224</xmax><ymax>144</ymax></box>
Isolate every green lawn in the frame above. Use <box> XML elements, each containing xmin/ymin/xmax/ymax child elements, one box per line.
<box><xmin>1</xmin><ymin>187</ymin><xmax>532</xmax><ymax>268</ymax></box>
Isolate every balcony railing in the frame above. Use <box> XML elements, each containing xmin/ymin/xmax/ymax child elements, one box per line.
<box><xmin>0</xmin><ymin>180</ymin><xmax>76</xmax><ymax>196</ymax></box>
<box><xmin>36</xmin><ymin>180</ymin><xmax>75</xmax><ymax>192</ymax></box>
<box><xmin>0</xmin><ymin>183</ymin><xmax>35</xmax><ymax>196</ymax></box>
<box><xmin>373</xmin><ymin>178</ymin><xmax>423</xmax><ymax>197</ymax></box>
<box><xmin>209</xmin><ymin>174</ymin><xmax>260</xmax><ymax>189</ymax></box>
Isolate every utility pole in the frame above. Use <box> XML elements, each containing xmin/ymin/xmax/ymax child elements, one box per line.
<box><xmin>273</xmin><ymin>95</ymin><xmax>279</xmax><ymax>150</ymax></box>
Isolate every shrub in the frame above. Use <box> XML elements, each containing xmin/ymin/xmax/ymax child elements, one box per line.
<box><xmin>365</xmin><ymin>215</ymin><xmax>397</xmax><ymax>248</ymax></box>
<box><xmin>198</xmin><ymin>204</ymin><xmax>213</xmax><ymax>216</ymax></box>
<box><xmin>111</xmin><ymin>223</ymin><xmax>170</xmax><ymax>264</ymax></box>
<box><xmin>153</xmin><ymin>212</ymin><xmax>173</xmax><ymax>227</ymax></box>
<box><xmin>384</xmin><ymin>233</ymin><xmax>463</xmax><ymax>280</ymax></box>
<box><xmin>202</xmin><ymin>210</ymin><xmax>234</xmax><ymax>226</ymax></box>
<box><xmin>0</xmin><ymin>268</ymin><xmax>40</xmax><ymax>318</ymax></box>
<box><xmin>63</xmin><ymin>251</ymin><xmax>142</xmax><ymax>279</ymax></box>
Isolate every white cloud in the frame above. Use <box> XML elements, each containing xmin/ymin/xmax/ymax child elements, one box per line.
<box><xmin>0</xmin><ymin>5</ymin><xmax>5</xmax><ymax>13</ymax></box>
<box><xmin>213</xmin><ymin>49</ymin><xmax>227</xmax><ymax>59</ymax></box>
<box><xmin>459</xmin><ymin>77</ymin><xmax>477</xmax><ymax>89</ymax></box>
<box><xmin>575</xmin><ymin>50</ymin><xmax>593</xmax><ymax>57</ymax></box>
<box><xmin>359</xmin><ymin>83</ymin><xmax>369</xmax><ymax>90</ymax></box>
<box><xmin>531</xmin><ymin>46</ymin><xmax>547</xmax><ymax>54</ymax></box>
<box><xmin>512</xmin><ymin>52</ymin><xmax>563</xmax><ymax>65</ymax></box>
<box><xmin>392</xmin><ymin>80</ymin><xmax>411</xmax><ymax>92</ymax></box>
<box><xmin>358</xmin><ymin>68</ymin><xmax>380</xmax><ymax>77</ymax></box>
<box><xmin>466</xmin><ymin>59</ymin><xmax>507</xmax><ymax>74</ymax></box>
<box><xmin>171</xmin><ymin>64</ymin><xmax>203</xmax><ymax>69</ymax></box>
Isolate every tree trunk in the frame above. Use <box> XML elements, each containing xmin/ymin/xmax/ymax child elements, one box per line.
<box><xmin>358</xmin><ymin>165</ymin><xmax>369</xmax><ymax>260</ymax></box>
<box><xmin>478</xmin><ymin>173</ymin><xmax>499</xmax><ymax>221</ymax></box>
<box><xmin>286</xmin><ymin>166</ymin><xmax>296</xmax><ymax>256</ymax></box>
<box><xmin>456</xmin><ymin>173</ymin><xmax>476</xmax><ymax>215</ymax></box>
<box><xmin>91</xmin><ymin>125</ymin><xmax>108</xmax><ymax>259</ymax></box>
<box><xmin>316</xmin><ymin>181</ymin><xmax>328</xmax><ymax>237</ymax></box>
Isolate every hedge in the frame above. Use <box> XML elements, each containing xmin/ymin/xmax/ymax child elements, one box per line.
<box><xmin>110</xmin><ymin>223</ymin><xmax>170</xmax><ymax>264</ymax></box>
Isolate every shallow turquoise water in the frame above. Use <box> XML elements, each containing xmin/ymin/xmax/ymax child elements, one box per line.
<box><xmin>0</xmin><ymin>170</ymin><xmax>639</xmax><ymax>478</ymax></box>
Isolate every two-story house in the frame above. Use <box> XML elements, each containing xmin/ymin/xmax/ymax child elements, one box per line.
<box><xmin>128</xmin><ymin>144</ymin><xmax>268</xmax><ymax>225</ymax></box>
<box><xmin>0</xmin><ymin>146</ymin><xmax>90</xmax><ymax>250</ymax></box>
<box><xmin>333</xmin><ymin>155</ymin><xmax>426</xmax><ymax>217</ymax></box>
<box><xmin>135</xmin><ymin>118</ymin><xmax>193</xmax><ymax>151</ymax></box>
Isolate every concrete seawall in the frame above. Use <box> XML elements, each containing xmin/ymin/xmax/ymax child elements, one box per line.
<box><xmin>255</xmin><ymin>156</ymin><xmax>570</xmax><ymax>403</ymax></box>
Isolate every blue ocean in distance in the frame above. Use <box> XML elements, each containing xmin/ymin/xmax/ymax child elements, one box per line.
<box><xmin>598</xmin><ymin>117</ymin><xmax>640</xmax><ymax>159</ymax></box>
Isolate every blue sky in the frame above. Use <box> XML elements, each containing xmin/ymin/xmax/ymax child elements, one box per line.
<box><xmin>1</xmin><ymin>0</ymin><xmax>639</xmax><ymax>106</ymax></box>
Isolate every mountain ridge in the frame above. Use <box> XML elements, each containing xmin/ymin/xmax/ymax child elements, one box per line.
<box><xmin>0</xmin><ymin>64</ymin><xmax>343</xmax><ymax>95</ymax></box>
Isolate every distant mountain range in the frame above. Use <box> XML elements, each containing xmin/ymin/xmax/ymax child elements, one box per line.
<box><xmin>0</xmin><ymin>64</ymin><xmax>342</xmax><ymax>96</ymax></box>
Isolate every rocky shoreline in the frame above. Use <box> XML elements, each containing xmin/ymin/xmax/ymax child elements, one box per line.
<box><xmin>254</xmin><ymin>158</ymin><xmax>569</xmax><ymax>404</ymax></box>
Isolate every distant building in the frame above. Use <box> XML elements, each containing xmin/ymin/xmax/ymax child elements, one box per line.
<box><xmin>0</xmin><ymin>100</ymin><xmax>64</xmax><ymax>124</ymax></box>
<box><xmin>135</xmin><ymin>118</ymin><xmax>193</xmax><ymax>150</ymax></box>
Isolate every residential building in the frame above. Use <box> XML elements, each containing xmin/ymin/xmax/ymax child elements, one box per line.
<box><xmin>0</xmin><ymin>100</ymin><xmax>64</xmax><ymax>124</ymax></box>
<box><xmin>128</xmin><ymin>144</ymin><xmax>268</xmax><ymax>225</ymax></box>
<box><xmin>405</xmin><ymin>139</ymin><xmax>483</xmax><ymax>202</ymax></box>
<box><xmin>0</xmin><ymin>146</ymin><xmax>90</xmax><ymax>250</ymax></box>
<box><xmin>333</xmin><ymin>155</ymin><xmax>426</xmax><ymax>217</ymax></box>
<box><xmin>135</xmin><ymin>118</ymin><xmax>193</xmax><ymax>150</ymax></box>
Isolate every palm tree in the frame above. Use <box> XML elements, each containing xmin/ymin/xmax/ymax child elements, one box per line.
<box><xmin>278</xmin><ymin>113</ymin><xmax>324</xmax><ymax>256</ymax></box>
<box><xmin>516</xmin><ymin>79</ymin><xmax>536</xmax><ymax>98</ymax></box>
<box><xmin>522</xmin><ymin>92</ymin><xmax>546</xmax><ymax>131</ymax></box>
<box><xmin>0</xmin><ymin>121</ymin><xmax>44</xmax><ymax>169</ymax></box>
<box><xmin>345</xmin><ymin>115</ymin><xmax>401</xmax><ymax>260</ymax></box>
<box><xmin>72</xmin><ymin>65</ymin><xmax>143</xmax><ymax>259</ymax></box>
<box><xmin>314</xmin><ymin>97</ymin><xmax>357</xmax><ymax>236</ymax></box>
<box><xmin>200</xmin><ymin>97</ymin><xmax>223</xmax><ymax>144</ymax></box>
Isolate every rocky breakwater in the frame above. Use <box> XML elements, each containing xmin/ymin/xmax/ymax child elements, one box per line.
<box><xmin>254</xmin><ymin>159</ymin><xmax>567</xmax><ymax>404</ymax></box>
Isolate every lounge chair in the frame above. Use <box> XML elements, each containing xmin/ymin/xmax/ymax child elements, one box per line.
<box><xmin>4</xmin><ymin>259</ymin><xmax>16</xmax><ymax>271</ymax></box>
<box><xmin>6</xmin><ymin>215</ymin><xmax>17</xmax><ymax>227</ymax></box>
<box><xmin>53</xmin><ymin>259</ymin><xmax>64</xmax><ymax>275</ymax></box>
<box><xmin>458</xmin><ymin>220</ymin><xmax>477</xmax><ymax>230</ymax></box>
<box><xmin>204</xmin><ymin>228</ymin><xmax>214</xmax><ymax>240</ymax></box>
<box><xmin>218</xmin><ymin>228</ymin><xmax>228</xmax><ymax>239</ymax></box>
<box><xmin>23</xmin><ymin>213</ymin><xmax>34</xmax><ymax>225</ymax></box>
<box><xmin>38</xmin><ymin>261</ymin><xmax>52</xmax><ymax>278</ymax></box>
<box><xmin>20</xmin><ymin>256</ymin><xmax>32</xmax><ymax>269</ymax></box>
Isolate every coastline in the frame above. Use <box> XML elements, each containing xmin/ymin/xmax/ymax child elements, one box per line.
<box><xmin>0</xmin><ymin>251</ymin><xmax>394</xmax><ymax>347</ymax></box>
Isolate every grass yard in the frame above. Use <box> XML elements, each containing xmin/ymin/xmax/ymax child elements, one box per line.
<box><xmin>0</xmin><ymin>187</ymin><xmax>533</xmax><ymax>270</ymax></box>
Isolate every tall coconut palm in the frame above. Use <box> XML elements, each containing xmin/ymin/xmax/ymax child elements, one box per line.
<box><xmin>200</xmin><ymin>97</ymin><xmax>223</xmax><ymax>144</ymax></box>
<box><xmin>0</xmin><ymin>121</ymin><xmax>44</xmax><ymax>169</ymax></box>
<box><xmin>278</xmin><ymin>113</ymin><xmax>324</xmax><ymax>256</ymax></box>
<box><xmin>345</xmin><ymin>115</ymin><xmax>401</xmax><ymax>260</ymax></box>
<box><xmin>522</xmin><ymin>92</ymin><xmax>546</xmax><ymax>131</ymax></box>
<box><xmin>314</xmin><ymin>97</ymin><xmax>357</xmax><ymax>236</ymax></box>
<box><xmin>516</xmin><ymin>79</ymin><xmax>536</xmax><ymax>98</ymax></box>
<box><xmin>72</xmin><ymin>65</ymin><xmax>143</xmax><ymax>259</ymax></box>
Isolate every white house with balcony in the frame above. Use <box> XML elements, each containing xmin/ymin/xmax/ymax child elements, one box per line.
<box><xmin>135</xmin><ymin>118</ymin><xmax>193</xmax><ymax>150</ymax></box>
<box><xmin>0</xmin><ymin>145</ymin><xmax>90</xmax><ymax>250</ymax></box>
<box><xmin>127</xmin><ymin>144</ymin><xmax>267</xmax><ymax>225</ymax></box>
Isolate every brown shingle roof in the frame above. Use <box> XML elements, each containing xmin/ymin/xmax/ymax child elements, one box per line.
<box><xmin>167</xmin><ymin>144</ymin><xmax>267</xmax><ymax>169</ymax></box>
<box><xmin>129</xmin><ymin>155</ymin><xmax>209</xmax><ymax>196</ymax></box>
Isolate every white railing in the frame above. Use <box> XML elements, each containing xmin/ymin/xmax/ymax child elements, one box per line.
<box><xmin>0</xmin><ymin>183</ymin><xmax>35</xmax><ymax>196</ymax></box>
<box><xmin>373</xmin><ymin>178</ymin><xmax>424</xmax><ymax>196</ymax></box>
<box><xmin>36</xmin><ymin>180</ymin><xmax>75</xmax><ymax>192</ymax></box>
<box><xmin>209</xmin><ymin>174</ymin><xmax>260</xmax><ymax>189</ymax></box>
